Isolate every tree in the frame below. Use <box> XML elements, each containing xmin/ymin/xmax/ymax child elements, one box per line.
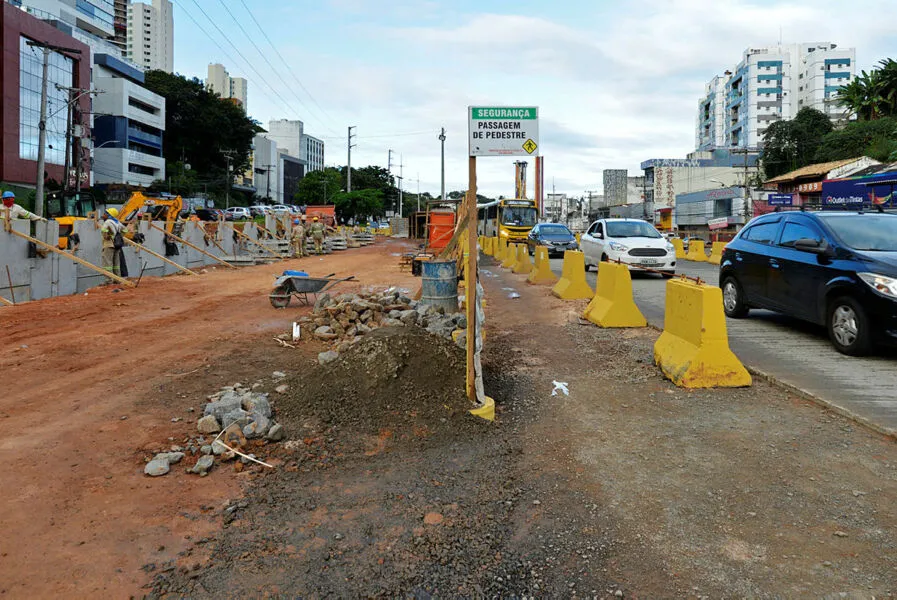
<box><xmin>294</xmin><ymin>168</ymin><xmax>342</xmax><ymax>205</ymax></box>
<box><xmin>142</xmin><ymin>70</ymin><xmax>261</xmax><ymax>200</ymax></box>
<box><xmin>761</xmin><ymin>108</ymin><xmax>833</xmax><ymax>179</ymax></box>
<box><xmin>838</xmin><ymin>59</ymin><xmax>897</xmax><ymax>120</ymax></box>
<box><xmin>332</xmin><ymin>189</ymin><xmax>384</xmax><ymax>222</ymax></box>
<box><xmin>813</xmin><ymin>117</ymin><xmax>897</xmax><ymax>162</ymax></box>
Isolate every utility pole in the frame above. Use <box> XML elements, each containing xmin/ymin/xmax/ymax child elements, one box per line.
<box><xmin>388</xmin><ymin>149</ymin><xmax>395</xmax><ymax>215</ymax></box>
<box><xmin>221</xmin><ymin>150</ymin><xmax>235</xmax><ymax>209</ymax></box>
<box><xmin>416</xmin><ymin>172</ymin><xmax>421</xmax><ymax>212</ymax></box>
<box><xmin>347</xmin><ymin>126</ymin><xmax>356</xmax><ymax>193</ymax></box>
<box><xmin>438</xmin><ymin>128</ymin><xmax>446</xmax><ymax>202</ymax></box>
<box><xmin>63</xmin><ymin>89</ymin><xmax>73</xmax><ymax>195</ymax></box>
<box><xmin>28</xmin><ymin>41</ymin><xmax>82</xmax><ymax>218</ymax></box>
<box><xmin>398</xmin><ymin>154</ymin><xmax>404</xmax><ymax>218</ymax></box>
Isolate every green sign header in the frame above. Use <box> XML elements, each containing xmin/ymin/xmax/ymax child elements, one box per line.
<box><xmin>471</xmin><ymin>107</ymin><xmax>538</xmax><ymax>120</ymax></box>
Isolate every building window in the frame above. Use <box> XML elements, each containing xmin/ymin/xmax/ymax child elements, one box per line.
<box><xmin>18</xmin><ymin>36</ymin><xmax>74</xmax><ymax>166</ymax></box>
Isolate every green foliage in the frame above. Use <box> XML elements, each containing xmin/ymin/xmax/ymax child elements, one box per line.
<box><xmin>839</xmin><ymin>59</ymin><xmax>897</xmax><ymax>120</ymax></box>
<box><xmin>761</xmin><ymin>108</ymin><xmax>834</xmax><ymax>179</ymax></box>
<box><xmin>294</xmin><ymin>168</ymin><xmax>342</xmax><ymax>205</ymax></box>
<box><xmin>813</xmin><ymin>117</ymin><xmax>897</xmax><ymax>162</ymax></box>
<box><xmin>332</xmin><ymin>189</ymin><xmax>384</xmax><ymax>222</ymax></box>
<box><xmin>142</xmin><ymin>70</ymin><xmax>260</xmax><ymax>196</ymax></box>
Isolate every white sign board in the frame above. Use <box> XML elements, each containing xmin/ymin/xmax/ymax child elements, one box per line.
<box><xmin>468</xmin><ymin>106</ymin><xmax>539</xmax><ymax>157</ymax></box>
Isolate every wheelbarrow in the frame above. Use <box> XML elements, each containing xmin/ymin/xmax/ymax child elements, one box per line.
<box><xmin>269</xmin><ymin>271</ymin><xmax>356</xmax><ymax>308</ymax></box>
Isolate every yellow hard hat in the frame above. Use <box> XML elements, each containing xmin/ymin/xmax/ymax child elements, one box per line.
<box><xmin>106</xmin><ymin>207</ymin><xmax>119</xmax><ymax>218</ymax></box>
<box><xmin>313</xmin><ymin>216</ymin><xmax>319</xmax><ymax>221</ymax></box>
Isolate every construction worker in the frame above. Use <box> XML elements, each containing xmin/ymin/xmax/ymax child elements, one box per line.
<box><xmin>1</xmin><ymin>191</ymin><xmax>46</xmax><ymax>222</ymax></box>
<box><xmin>309</xmin><ymin>216</ymin><xmax>326</xmax><ymax>255</ymax></box>
<box><xmin>101</xmin><ymin>208</ymin><xmax>125</xmax><ymax>276</ymax></box>
<box><xmin>290</xmin><ymin>218</ymin><xmax>306</xmax><ymax>257</ymax></box>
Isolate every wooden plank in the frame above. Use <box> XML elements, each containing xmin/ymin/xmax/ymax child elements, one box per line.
<box><xmin>466</xmin><ymin>156</ymin><xmax>477</xmax><ymax>402</ymax></box>
<box><xmin>122</xmin><ymin>237</ymin><xmax>199</xmax><ymax>275</ymax></box>
<box><xmin>148</xmin><ymin>222</ymin><xmax>238</xmax><ymax>269</ymax></box>
<box><xmin>220</xmin><ymin>223</ymin><xmax>284</xmax><ymax>260</ymax></box>
<box><xmin>5</xmin><ymin>228</ymin><xmax>132</xmax><ymax>286</ymax></box>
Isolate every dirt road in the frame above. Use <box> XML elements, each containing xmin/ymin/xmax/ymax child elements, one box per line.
<box><xmin>0</xmin><ymin>241</ymin><xmax>417</xmax><ymax>598</ymax></box>
<box><xmin>3</xmin><ymin>239</ymin><xmax>897</xmax><ymax>598</ymax></box>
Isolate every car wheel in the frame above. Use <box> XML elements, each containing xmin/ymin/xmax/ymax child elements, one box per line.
<box><xmin>661</xmin><ymin>271</ymin><xmax>675</xmax><ymax>279</ymax></box>
<box><xmin>827</xmin><ymin>296</ymin><xmax>871</xmax><ymax>356</ymax></box>
<box><xmin>721</xmin><ymin>276</ymin><xmax>749</xmax><ymax>318</ymax></box>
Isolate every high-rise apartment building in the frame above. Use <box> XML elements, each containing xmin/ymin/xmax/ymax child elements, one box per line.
<box><xmin>206</xmin><ymin>63</ymin><xmax>248</xmax><ymax>109</ymax></box>
<box><xmin>112</xmin><ymin>0</ymin><xmax>127</xmax><ymax>51</ymax></box>
<box><xmin>13</xmin><ymin>0</ymin><xmax>115</xmax><ymax>37</ymax></box>
<box><xmin>696</xmin><ymin>42</ymin><xmax>856</xmax><ymax>150</ymax></box>
<box><xmin>126</xmin><ymin>0</ymin><xmax>173</xmax><ymax>73</ymax></box>
<box><xmin>302</xmin><ymin>134</ymin><xmax>325</xmax><ymax>172</ymax></box>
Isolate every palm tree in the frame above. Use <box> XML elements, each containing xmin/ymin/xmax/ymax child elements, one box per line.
<box><xmin>838</xmin><ymin>70</ymin><xmax>884</xmax><ymax>120</ymax></box>
<box><xmin>875</xmin><ymin>58</ymin><xmax>897</xmax><ymax>117</ymax></box>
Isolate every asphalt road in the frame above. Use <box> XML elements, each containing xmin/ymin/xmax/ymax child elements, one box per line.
<box><xmin>548</xmin><ymin>256</ymin><xmax>897</xmax><ymax>436</ymax></box>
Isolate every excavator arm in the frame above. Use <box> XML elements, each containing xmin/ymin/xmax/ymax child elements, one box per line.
<box><xmin>118</xmin><ymin>192</ymin><xmax>184</xmax><ymax>234</ymax></box>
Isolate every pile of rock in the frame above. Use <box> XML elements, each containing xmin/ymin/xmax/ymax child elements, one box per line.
<box><xmin>144</xmin><ymin>381</ymin><xmax>286</xmax><ymax>478</ymax></box>
<box><xmin>299</xmin><ymin>289</ymin><xmax>467</xmax><ymax>361</ymax></box>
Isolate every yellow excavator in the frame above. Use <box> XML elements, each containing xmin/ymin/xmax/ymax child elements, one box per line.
<box><xmin>117</xmin><ymin>191</ymin><xmax>183</xmax><ymax>234</ymax></box>
<box><xmin>46</xmin><ymin>191</ymin><xmax>98</xmax><ymax>250</ymax></box>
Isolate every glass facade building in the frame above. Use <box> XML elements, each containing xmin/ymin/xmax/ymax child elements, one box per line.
<box><xmin>18</xmin><ymin>35</ymin><xmax>74</xmax><ymax>166</ymax></box>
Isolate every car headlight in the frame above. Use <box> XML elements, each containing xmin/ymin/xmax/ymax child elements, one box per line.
<box><xmin>665</xmin><ymin>243</ymin><xmax>675</xmax><ymax>253</ymax></box>
<box><xmin>858</xmin><ymin>273</ymin><xmax>897</xmax><ymax>298</ymax></box>
<box><xmin>499</xmin><ymin>230</ymin><xmax>509</xmax><ymax>238</ymax></box>
<box><xmin>608</xmin><ymin>241</ymin><xmax>628</xmax><ymax>252</ymax></box>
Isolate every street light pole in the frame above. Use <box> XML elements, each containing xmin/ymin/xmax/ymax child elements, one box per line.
<box><xmin>438</xmin><ymin>128</ymin><xmax>446</xmax><ymax>202</ymax></box>
<box><xmin>347</xmin><ymin>126</ymin><xmax>356</xmax><ymax>193</ymax></box>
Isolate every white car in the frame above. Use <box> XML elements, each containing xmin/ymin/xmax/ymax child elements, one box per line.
<box><xmin>580</xmin><ymin>218</ymin><xmax>676</xmax><ymax>278</ymax></box>
<box><xmin>270</xmin><ymin>204</ymin><xmax>292</xmax><ymax>214</ymax></box>
<box><xmin>225</xmin><ymin>207</ymin><xmax>252</xmax><ymax>220</ymax></box>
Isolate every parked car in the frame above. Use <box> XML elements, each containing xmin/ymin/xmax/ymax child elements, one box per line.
<box><xmin>194</xmin><ymin>208</ymin><xmax>221</xmax><ymax>221</ymax></box>
<box><xmin>580</xmin><ymin>218</ymin><xmax>676</xmax><ymax>277</ymax></box>
<box><xmin>270</xmin><ymin>204</ymin><xmax>292</xmax><ymax>214</ymax></box>
<box><xmin>250</xmin><ymin>205</ymin><xmax>271</xmax><ymax>217</ymax></box>
<box><xmin>225</xmin><ymin>207</ymin><xmax>252</xmax><ymax>221</ymax></box>
<box><xmin>720</xmin><ymin>210</ymin><xmax>897</xmax><ymax>356</ymax></box>
<box><xmin>526</xmin><ymin>223</ymin><xmax>579</xmax><ymax>257</ymax></box>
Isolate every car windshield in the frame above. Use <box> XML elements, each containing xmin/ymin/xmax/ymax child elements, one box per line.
<box><xmin>502</xmin><ymin>207</ymin><xmax>537</xmax><ymax>227</ymax></box>
<box><xmin>540</xmin><ymin>224</ymin><xmax>572</xmax><ymax>238</ymax></box>
<box><xmin>605</xmin><ymin>221</ymin><xmax>662</xmax><ymax>239</ymax></box>
<box><xmin>818</xmin><ymin>214</ymin><xmax>897</xmax><ymax>251</ymax></box>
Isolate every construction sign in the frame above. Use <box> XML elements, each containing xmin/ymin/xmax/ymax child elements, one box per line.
<box><xmin>468</xmin><ymin>106</ymin><xmax>540</xmax><ymax>157</ymax></box>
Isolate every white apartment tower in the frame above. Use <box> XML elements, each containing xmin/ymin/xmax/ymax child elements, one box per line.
<box><xmin>696</xmin><ymin>42</ymin><xmax>856</xmax><ymax>150</ymax></box>
<box><xmin>206</xmin><ymin>63</ymin><xmax>248</xmax><ymax>109</ymax></box>
<box><xmin>303</xmin><ymin>134</ymin><xmax>325</xmax><ymax>172</ymax></box>
<box><xmin>267</xmin><ymin>119</ymin><xmax>304</xmax><ymax>158</ymax></box>
<box><xmin>126</xmin><ymin>0</ymin><xmax>173</xmax><ymax>73</ymax></box>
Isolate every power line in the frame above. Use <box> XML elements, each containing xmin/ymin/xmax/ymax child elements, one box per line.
<box><xmin>217</xmin><ymin>0</ymin><xmax>336</xmax><ymax>135</ymax></box>
<box><xmin>236</xmin><ymin>0</ymin><xmax>337</xmax><ymax>131</ymax></box>
<box><xmin>180</xmin><ymin>0</ymin><xmax>300</xmax><ymax>120</ymax></box>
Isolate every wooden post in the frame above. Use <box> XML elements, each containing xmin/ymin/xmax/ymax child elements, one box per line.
<box><xmin>147</xmin><ymin>222</ymin><xmax>238</xmax><ymax>269</ymax></box>
<box><xmin>220</xmin><ymin>223</ymin><xmax>284</xmax><ymax>260</ymax></box>
<box><xmin>466</xmin><ymin>156</ymin><xmax>477</xmax><ymax>402</ymax></box>
<box><xmin>0</xmin><ymin>295</ymin><xmax>12</xmax><ymax>307</ymax></box>
<box><xmin>122</xmin><ymin>237</ymin><xmax>199</xmax><ymax>276</ymax></box>
<box><xmin>196</xmin><ymin>222</ymin><xmax>231</xmax><ymax>257</ymax></box>
<box><xmin>4</xmin><ymin>228</ymin><xmax>133</xmax><ymax>286</ymax></box>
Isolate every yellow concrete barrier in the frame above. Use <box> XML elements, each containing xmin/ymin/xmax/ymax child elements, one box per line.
<box><xmin>583</xmin><ymin>262</ymin><xmax>647</xmax><ymax>328</ymax></box>
<box><xmin>528</xmin><ymin>246</ymin><xmax>558</xmax><ymax>285</ymax></box>
<box><xmin>671</xmin><ymin>238</ymin><xmax>686</xmax><ymax>260</ymax></box>
<box><xmin>551</xmin><ymin>250</ymin><xmax>594</xmax><ymax>300</ymax></box>
<box><xmin>575</xmin><ymin>232</ymin><xmax>582</xmax><ymax>244</ymax></box>
<box><xmin>481</xmin><ymin>236</ymin><xmax>491</xmax><ymax>256</ymax></box>
<box><xmin>707</xmin><ymin>241</ymin><xmax>726</xmax><ymax>265</ymax></box>
<box><xmin>501</xmin><ymin>243</ymin><xmax>519</xmax><ymax>269</ymax></box>
<box><xmin>495</xmin><ymin>237</ymin><xmax>508</xmax><ymax>262</ymax></box>
<box><xmin>685</xmin><ymin>239</ymin><xmax>708</xmax><ymax>262</ymax></box>
<box><xmin>489</xmin><ymin>237</ymin><xmax>498</xmax><ymax>257</ymax></box>
<box><xmin>512</xmin><ymin>243</ymin><xmax>534</xmax><ymax>275</ymax></box>
<box><xmin>654</xmin><ymin>279</ymin><xmax>752</xmax><ymax>388</ymax></box>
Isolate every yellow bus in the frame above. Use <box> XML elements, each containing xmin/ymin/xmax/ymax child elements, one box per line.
<box><xmin>478</xmin><ymin>198</ymin><xmax>538</xmax><ymax>243</ymax></box>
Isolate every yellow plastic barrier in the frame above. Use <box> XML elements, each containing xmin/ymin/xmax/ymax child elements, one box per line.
<box><xmin>583</xmin><ymin>262</ymin><xmax>647</xmax><ymax>328</ymax></box>
<box><xmin>671</xmin><ymin>238</ymin><xmax>686</xmax><ymax>260</ymax></box>
<box><xmin>575</xmin><ymin>232</ymin><xmax>582</xmax><ymax>244</ymax></box>
<box><xmin>512</xmin><ymin>243</ymin><xmax>534</xmax><ymax>275</ymax></box>
<box><xmin>528</xmin><ymin>246</ymin><xmax>558</xmax><ymax>285</ymax></box>
<box><xmin>654</xmin><ymin>279</ymin><xmax>752</xmax><ymax>388</ymax></box>
<box><xmin>707</xmin><ymin>241</ymin><xmax>726</xmax><ymax>265</ymax></box>
<box><xmin>685</xmin><ymin>239</ymin><xmax>708</xmax><ymax>262</ymax></box>
<box><xmin>551</xmin><ymin>250</ymin><xmax>594</xmax><ymax>300</ymax></box>
<box><xmin>501</xmin><ymin>243</ymin><xmax>519</xmax><ymax>269</ymax></box>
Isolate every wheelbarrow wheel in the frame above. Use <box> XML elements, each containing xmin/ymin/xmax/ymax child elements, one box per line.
<box><xmin>269</xmin><ymin>285</ymin><xmax>291</xmax><ymax>309</ymax></box>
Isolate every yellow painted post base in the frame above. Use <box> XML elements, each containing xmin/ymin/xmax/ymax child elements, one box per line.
<box><xmin>707</xmin><ymin>241</ymin><xmax>726</xmax><ymax>265</ymax></box>
<box><xmin>528</xmin><ymin>246</ymin><xmax>557</xmax><ymax>285</ymax></box>
<box><xmin>551</xmin><ymin>250</ymin><xmax>593</xmax><ymax>300</ymax></box>
<box><xmin>671</xmin><ymin>238</ymin><xmax>686</xmax><ymax>260</ymax></box>
<box><xmin>654</xmin><ymin>279</ymin><xmax>752</xmax><ymax>388</ymax></box>
<box><xmin>583</xmin><ymin>262</ymin><xmax>646</xmax><ymax>327</ymax></box>
<box><xmin>512</xmin><ymin>244</ymin><xmax>533</xmax><ymax>274</ymax></box>
<box><xmin>469</xmin><ymin>396</ymin><xmax>495</xmax><ymax>421</ymax></box>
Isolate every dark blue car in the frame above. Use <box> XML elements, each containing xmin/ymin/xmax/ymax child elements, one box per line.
<box><xmin>526</xmin><ymin>223</ymin><xmax>579</xmax><ymax>257</ymax></box>
<box><xmin>719</xmin><ymin>210</ymin><xmax>897</xmax><ymax>355</ymax></box>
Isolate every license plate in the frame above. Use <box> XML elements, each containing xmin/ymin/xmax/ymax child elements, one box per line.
<box><xmin>639</xmin><ymin>259</ymin><xmax>658</xmax><ymax>265</ymax></box>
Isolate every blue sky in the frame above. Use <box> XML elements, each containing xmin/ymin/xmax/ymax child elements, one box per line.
<box><xmin>173</xmin><ymin>0</ymin><xmax>897</xmax><ymax>197</ymax></box>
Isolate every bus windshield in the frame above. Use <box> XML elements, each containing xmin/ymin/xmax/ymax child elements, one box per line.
<box><xmin>502</xmin><ymin>207</ymin><xmax>537</xmax><ymax>227</ymax></box>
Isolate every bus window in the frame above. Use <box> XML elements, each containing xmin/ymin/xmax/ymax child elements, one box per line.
<box><xmin>502</xmin><ymin>206</ymin><xmax>537</xmax><ymax>227</ymax></box>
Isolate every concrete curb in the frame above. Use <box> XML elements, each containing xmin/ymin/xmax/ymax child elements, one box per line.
<box><xmin>642</xmin><ymin>322</ymin><xmax>897</xmax><ymax>442</ymax></box>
